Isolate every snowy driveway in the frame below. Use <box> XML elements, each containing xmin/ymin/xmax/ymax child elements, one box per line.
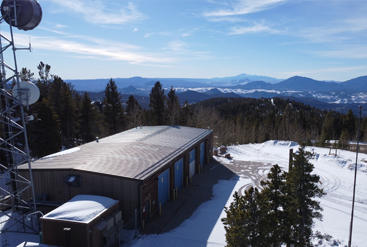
<box><xmin>130</xmin><ymin>141</ymin><xmax>367</xmax><ymax>247</ymax></box>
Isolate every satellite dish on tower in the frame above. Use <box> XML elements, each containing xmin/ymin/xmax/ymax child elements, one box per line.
<box><xmin>1</xmin><ymin>0</ymin><xmax>42</xmax><ymax>31</ymax></box>
<box><xmin>12</xmin><ymin>81</ymin><xmax>40</xmax><ymax>105</ymax></box>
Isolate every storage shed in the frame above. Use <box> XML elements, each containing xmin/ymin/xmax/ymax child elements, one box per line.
<box><xmin>19</xmin><ymin>126</ymin><xmax>213</xmax><ymax>228</ymax></box>
<box><xmin>41</xmin><ymin>194</ymin><xmax>121</xmax><ymax>247</ymax></box>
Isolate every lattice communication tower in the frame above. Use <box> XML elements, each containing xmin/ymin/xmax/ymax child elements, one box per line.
<box><xmin>0</xmin><ymin>0</ymin><xmax>42</xmax><ymax>234</ymax></box>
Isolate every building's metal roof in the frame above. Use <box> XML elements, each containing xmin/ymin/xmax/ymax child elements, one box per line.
<box><xmin>19</xmin><ymin>126</ymin><xmax>212</xmax><ymax>180</ymax></box>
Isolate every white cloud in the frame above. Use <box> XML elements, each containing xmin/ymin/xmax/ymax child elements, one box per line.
<box><xmin>167</xmin><ymin>40</ymin><xmax>187</xmax><ymax>52</ymax></box>
<box><xmin>207</xmin><ymin>16</ymin><xmax>247</xmax><ymax>23</ymax></box>
<box><xmin>180</xmin><ymin>28</ymin><xmax>200</xmax><ymax>38</ymax></box>
<box><xmin>48</xmin><ymin>0</ymin><xmax>144</xmax><ymax>24</ymax></box>
<box><xmin>143</xmin><ymin>32</ymin><xmax>171</xmax><ymax>38</ymax></box>
<box><xmin>163</xmin><ymin>40</ymin><xmax>212</xmax><ymax>60</ymax></box>
<box><xmin>296</xmin><ymin>17</ymin><xmax>367</xmax><ymax>43</ymax></box>
<box><xmin>9</xmin><ymin>32</ymin><xmax>173</xmax><ymax>64</ymax></box>
<box><xmin>281</xmin><ymin>65</ymin><xmax>367</xmax><ymax>80</ymax></box>
<box><xmin>133</xmin><ymin>27</ymin><xmax>139</xmax><ymax>32</ymax></box>
<box><xmin>229</xmin><ymin>23</ymin><xmax>279</xmax><ymax>35</ymax></box>
<box><xmin>315</xmin><ymin>45</ymin><xmax>367</xmax><ymax>59</ymax></box>
<box><xmin>181</xmin><ymin>33</ymin><xmax>191</xmax><ymax>38</ymax></box>
<box><xmin>204</xmin><ymin>0</ymin><xmax>286</xmax><ymax>17</ymax></box>
<box><xmin>55</xmin><ymin>24</ymin><xmax>67</xmax><ymax>29</ymax></box>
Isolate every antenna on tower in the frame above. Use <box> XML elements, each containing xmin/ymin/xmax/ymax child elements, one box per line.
<box><xmin>0</xmin><ymin>0</ymin><xmax>42</xmax><ymax>236</ymax></box>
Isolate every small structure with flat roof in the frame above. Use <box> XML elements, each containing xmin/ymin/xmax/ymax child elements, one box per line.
<box><xmin>41</xmin><ymin>194</ymin><xmax>121</xmax><ymax>247</ymax></box>
<box><xmin>19</xmin><ymin>126</ymin><xmax>213</xmax><ymax>228</ymax></box>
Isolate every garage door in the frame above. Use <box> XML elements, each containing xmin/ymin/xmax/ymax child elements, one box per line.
<box><xmin>200</xmin><ymin>142</ymin><xmax>205</xmax><ymax>168</ymax></box>
<box><xmin>189</xmin><ymin>149</ymin><xmax>196</xmax><ymax>178</ymax></box>
<box><xmin>174</xmin><ymin>158</ymin><xmax>184</xmax><ymax>190</ymax></box>
<box><xmin>158</xmin><ymin>168</ymin><xmax>170</xmax><ymax>206</ymax></box>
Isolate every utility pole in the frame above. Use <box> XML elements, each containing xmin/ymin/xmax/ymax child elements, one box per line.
<box><xmin>348</xmin><ymin>105</ymin><xmax>362</xmax><ymax>247</ymax></box>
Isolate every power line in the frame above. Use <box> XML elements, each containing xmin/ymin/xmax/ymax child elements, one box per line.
<box><xmin>348</xmin><ymin>105</ymin><xmax>362</xmax><ymax>247</ymax></box>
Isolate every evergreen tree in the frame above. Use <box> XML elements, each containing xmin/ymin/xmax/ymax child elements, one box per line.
<box><xmin>222</xmin><ymin>150</ymin><xmax>325</xmax><ymax>247</ymax></box>
<box><xmin>36</xmin><ymin>62</ymin><xmax>52</xmax><ymax>100</ymax></box>
<box><xmin>37</xmin><ymin>61</ymin><xmax>51</xmax><ymax>83</ymax></box>
<box><xmin>166</xmin><ymin>87</ymin><xmax>180</xmax><ymax>125</ymax></box>
<box><xmin>179</xmin><ymin>101</ymin><xmax>192</xmax><ymax>125</ymax></box>
<box><xmin>260</xmin><ymin>164</ymin><xmax>287</xmax><ymax>246</ymax></box>
<box><xmin>339</xmin><ymin>129</ymin><xmax>349</xmax><ymax>149</ymax></box>
<box><xmin>149</xmin><ymin>81</ymin><xmax>165</xmax><ymax>125</ymax></box>
<box><xmin>286</xmin><ymin>147</ymin><xmax>325</xmax><ymax>246</ymax></box>
<box><xmin>48</xmin><ymin>76</ymin><xmax>78</xmax><ymax>147</ymax></box>
<box><xmin>319</xmin><ymin>112</ymin><xmax>338</xmax><ymax>144</ymax></box>
<box><xmin>28</xmin><ymin>99</ymin><xmax>61</xmax><ymax>158</ymax></box>
<box><xmin>78</xmin><ymin>92</ymin><xmax>103</xmax><ymax>143</ymax></box>
<box><xmin>342</xmin><ymin>110</ymin><xmax>356</xmax><ymax>141</ymax></box>
<box><xmin>103</xmin><ymin>79</ymin><xmax>125</xmax><ymax>134</ymax></box>
<box><xmin>222</xmin><ymin>188</ymin><xmax>268</xmax><ymax>247</ymax></box>
<box><xmin>362</xmin><ymin>117</ymin><xmax>367</xmax><ymax>142</ymax></box>
<box><xmin>20</xmin><ymin>67</ymin><xmax>34</xmax><ymax>82</ymax></box>
<box><xmin>126</xmin><ymin>95</ymin><xmax>142</xmax><ymax>128</ymax></box>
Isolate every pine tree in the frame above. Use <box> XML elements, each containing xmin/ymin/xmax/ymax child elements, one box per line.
<box><xmin>260</xmin><ymin>164</ymin><xmax>287</xmax><ymax>246</ymax></box>
<box><xmin>166</xmin><ymin>87</ymin><xmax>180</xmax><ymax>125</ymax></box>
<box><xmin>339</xmin><ymin>129</ymin><xmax>349</xmax><ymax>149</ymax></box>
<box><xmin>126</xmin><ymin>95</ymin><xmax>142</xmax><ymax>128</ymax></box>
<box><xmin>19</xmin><ymin>67</ymin><xmax>34</xmax><ymax>82</ymax></box>
<box><xmin>48</xmin><ymin>76</ymin><xmax>78</xmax><ymax>147</ymax></box>
<box><xmin>36</xmin><ymin>62</ymin><xmax>52</xmax><ymax>100</ymax></box>
<box><xmin>362</xmin><ymin>117</ymin><xmax>367</xmax><ymax>142</ymax></box>
<box><xmin>37</xmin><ymin>61</ymin><xmax>51</xmax><ymax>83</ymax></box>
<box><xmin>286</xmin><ymin>147</ymin><xmax>325</xmax><ymax>246</ymax></box>
<box><xmin>28</xmin><ymin>99</ymin><xmax>61</xmax><ymax>158</ymax></box>
<box><xmin>320</xmin><ymin>112</ymin><xmax>337</xmax><ymax>145</ymax></box>
<box><xmin>103</xmin><ymin>79</ymin><xmax>125</xmax><ymax>134</ymax></box>
<box><xmin>78</xmin><ymin>92</ymin><xmax>103</xmax><ymax>143</ymax></box>
<box><xmin>342</xmin><ymin>110</ymin><xmax>355</xmax><ymax>141</ymax></box>
<box><xmin>179</xmin><ymin>101</ymin><xmax>192</xmax><ymax>125</ymax></box>
<box><xmin>149</xmin><ymin>81</ymin><xmax>165</xmax><ymax>125</ymax></box>
<box><xmin>222</xmin><ymin>187</ymin><xmax>268</xmax><ymax>247</ymax></box>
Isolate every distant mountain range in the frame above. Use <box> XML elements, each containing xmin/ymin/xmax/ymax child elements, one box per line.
<box><xmin>70</xmin><ymin>74</ymin><xmax>367</xmax><ymax>115</ymax></box>
<box><xmin>67</xmin><ymin>73</ymin><xmax>282</xmax><ymax>92</ymax></box>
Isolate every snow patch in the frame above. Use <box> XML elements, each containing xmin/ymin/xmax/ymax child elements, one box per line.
<box><xmin>42</xmin><ymin>147</ymin><xmax>80</xmax><ymax>159</ymax></box>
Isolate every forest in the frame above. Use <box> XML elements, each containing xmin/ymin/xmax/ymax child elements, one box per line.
<box><xmin>15</xmin><ymin>62</ymin><xmax>367</xmax><ymax>158</ymax></box>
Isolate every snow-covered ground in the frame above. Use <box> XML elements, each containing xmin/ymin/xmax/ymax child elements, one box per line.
<box><xmin>130</xmin><ymin>141</ymin><xmax>367</xmax><ymax>247</ymax></box>
<box><xmin>2</xmin><ymin>141</ymin><xmax>366</xmax><ymax>246</ymax></box>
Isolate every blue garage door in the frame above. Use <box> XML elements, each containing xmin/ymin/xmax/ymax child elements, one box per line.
<box><xmin>174</xmin><ymin>158</ymin><xmax>184</xmax><ymax>190</ymax></box>
<box><xmin>158</xmin><ymin>168</ymin><xmax>170</xmax><ymax>206</ymax></box>
<box><xmin>200</xmin><ymin>142</ymin><xmax>205</xmax><ymax>168</ymax></box>
<box><xmin>189</xmin><ymin>149</ymin><xmax>196</xmax><ymax>178</ymax></box>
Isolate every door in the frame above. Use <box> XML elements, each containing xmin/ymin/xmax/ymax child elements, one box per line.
<box><xmin>158</xmin><ymin>168</ymin><xmax>170</xmax><ymax>206</ymax></box>
<box><xmin>189</xmin><ymin>149</ymin><xmax>195</xmax><ymax>178</ymax></box>
<box><xmin>174</xmin><ymin>158</ymin><xmax>184</xmax><ymax>190</ymax></box>
<box><xmin>200</xmin><ymin>142</ymin><xmax>205</xmax><ymax>168</ymax></box>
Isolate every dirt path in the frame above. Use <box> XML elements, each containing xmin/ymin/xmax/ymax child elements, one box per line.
<box><xmin>222</xmin><ymin>160</ymin><xmax>272</xmax><ymax>195</ymax></box>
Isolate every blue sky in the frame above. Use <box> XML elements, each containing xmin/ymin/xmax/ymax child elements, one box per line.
<box><xmin>6</xmin><ymin>0</ymin><xmax>367</xmax><ymax>81</ymax></box>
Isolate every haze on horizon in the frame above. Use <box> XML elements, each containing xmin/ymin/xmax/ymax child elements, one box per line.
<box><xmin>8</xmin><ymin>0</ymin><xmax>367</xmax><ymax>81</ymax></box>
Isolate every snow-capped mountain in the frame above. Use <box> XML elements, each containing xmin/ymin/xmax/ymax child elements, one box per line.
<box><xmin>68</xmin><ymin>74</ymin><xmax>367</xmax><ymax>114</ymax></box>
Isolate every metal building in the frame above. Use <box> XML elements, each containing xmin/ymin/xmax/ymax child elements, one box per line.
<box><xmin>19</xmin><ymin>126</ymin><xmax>213</xmax><ymax>228</ymax></box>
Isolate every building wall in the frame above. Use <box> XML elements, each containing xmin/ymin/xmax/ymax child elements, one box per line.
<box><xmin>21</xmin><ymin>170</ymin><xmax>140</xmax><ymax>227</ymax></box>
<box><xmin>140</xmin><ymin>132</ymin><xmax>213</xmax><ymax>225</ymax></box>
